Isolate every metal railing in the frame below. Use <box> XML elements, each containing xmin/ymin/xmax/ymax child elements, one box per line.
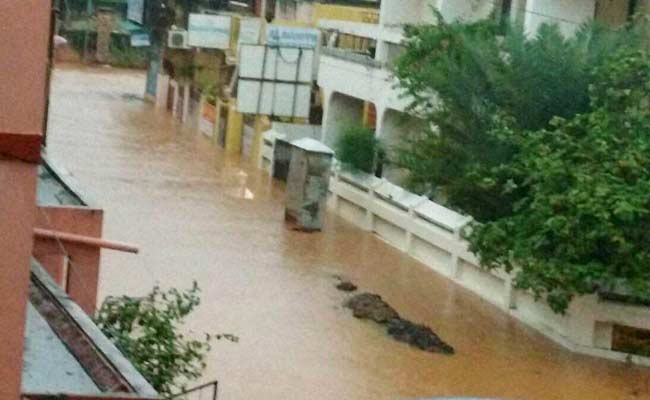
<box><xmin>321</xmin><ymin>47</ymin><xmax>384</xmax><ymax>69</ymax></box>
<box><xmin>167</xmin><ymin>380</ymin><xmax>219</xmax><ymax>400</ymax></box>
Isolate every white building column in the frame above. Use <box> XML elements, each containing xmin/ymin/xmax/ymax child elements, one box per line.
<box><xmin>321</xmin><ymin>91</ymin><xmax>365</xmax><ymax>147</ymax></box>
<box><xmin>319</xmin><ymin>89</ymin><xmax>333</xmax><ymax>143</ymax></box>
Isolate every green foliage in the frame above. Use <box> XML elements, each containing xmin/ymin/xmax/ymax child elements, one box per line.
<box><xmin>110</xmin><ymin>41</ymin><xmax>149</xmax><ymax>69</ymax></box>
<box><xmin>62</xmin><ymin>29</ymin><xmax>97</xmax><ymax>54</ymax></box>
<box><xmin>393</xmin><ymin>12</ymin><xmax>646</xmax><ymax>221</ymax></box>
<box><xmin>203</xmin><ymin>82</ymin><xmax>220</xmax><ymax>105</ymax></box>
<box><xmin>468</xmin><ymin>50</ymin><xmax>650</xmax><ymax>313</ymax></box>
<box><xmin>95</xmin><ymin>282</ymin><xmax>237</xmax><ymax>396</ymax></box>
<box><xmin>335</xmin><ymin>123</ymin><xmax>380</xmax><ymax>174</ymax></box>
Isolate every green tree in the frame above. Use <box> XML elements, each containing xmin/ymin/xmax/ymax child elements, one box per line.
<box><xmin>469</xmin><ymin>50</ymin><xmax>650</xmax><ymax>313</ymax></box>
<box><xmin>393</xmin><ymin>12</ymin><xmax>645</xmax><ymax>221</ymax></box>
<box><xmin>95</xmin><ymin>282</ymin><xmax>236</xmax><ymax>396</ymax></box>
<box><xmin>335</xmin><ymin>123</ymin><xmax>381</xmax><ymax>174</ymax></box>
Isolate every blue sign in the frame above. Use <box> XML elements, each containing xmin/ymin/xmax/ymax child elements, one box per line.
<box><xmin>266</xmin><ymin>26</ymin><xmax>319</xmax><ymax>49</ymax></box>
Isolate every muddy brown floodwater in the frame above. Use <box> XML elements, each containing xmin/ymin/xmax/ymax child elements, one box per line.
<box><xmin>47</xmin><ymin>65</ymin><xmax>650</xmax><ymax>400</ymax></box>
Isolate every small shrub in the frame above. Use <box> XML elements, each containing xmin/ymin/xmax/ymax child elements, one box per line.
<box><xmin>95</xmin><ymin>282</ymin><xmax>237</xmax><ymax>396</ymax></box>
<box><xmin>335</xmin><ymin>123</ymin><xmax>380</xmax><ymax>174</ymax></box>
<box><xmin>203</xmin><ymin>82</ymin><xmax>219</xmax><ymax>105</ymax></box>
<box><xmin>110</xmin><ymin>42</ymin><xmax>149</xmax><ymax>69</ymax></box>
<box><xmin>62</xmin><ymin>29</ymin><xmax>97</xmax><ymax>55</ymax></box>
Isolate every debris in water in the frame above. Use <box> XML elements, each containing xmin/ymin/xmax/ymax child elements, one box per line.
<box><xmin>344</xmin><ymin>292</ymin><xmax>454</xmax><ymax>355</ymax></box>
<box><xmin>345</xmin><ymin>293</ymin><xmax>399</xmax><ymax>323</ymax></box>
<box><xmin>387</xmin><ymin>318</ymin><xmax>455</xmax><ymax>354</ymax></box>
<box><xmin>336</xmin><ymin>281</ymin><xmax>358</xmax><ymax>292</ymax></box>
<box><xmin>121</xmin><ymin>93</ymin><xmax>144</xmax><ymax>102</ymax></box>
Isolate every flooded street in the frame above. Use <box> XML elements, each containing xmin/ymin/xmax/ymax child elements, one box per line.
<box><xmin>47</xmin><ymin>65</ymin><xmax>649</xmax><ymax>400</ymax></box>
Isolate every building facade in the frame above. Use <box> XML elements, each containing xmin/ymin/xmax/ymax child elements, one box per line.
<box><xmin>0</xmin><ymin>2</ymin><xmax>157</xmax><ymax>399</ymax></box>
<box><xmin>317</xmin><ymin>0</ymin><xmax>649</xmax><ymax>184</ymax></box>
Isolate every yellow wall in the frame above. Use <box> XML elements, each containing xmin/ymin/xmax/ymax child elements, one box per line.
<box><xmin>275</xmin><ymin>3</ymin><xmax>379</xmax><ymax>27</ymax></box>
<box><xmin>225</xmin><ymin>99</ymin><xmax>244</xmax><ymax>153</ymax></box>
<box><xmin>314</xmin><ymin>3</ymin><xmax>379</xmax><ymax>24</ymax></box>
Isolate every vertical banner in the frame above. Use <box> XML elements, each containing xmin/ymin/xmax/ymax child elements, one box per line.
<box><xmin>127</xmin><ymin>0</ymin><xmax>145</xmax><ymax>24</ymax></box>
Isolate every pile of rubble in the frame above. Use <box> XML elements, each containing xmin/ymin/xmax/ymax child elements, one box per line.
<box><xmin>335</xmin><ymin>279</ymin><xmax>454</xmax><ymax>355</ymax></box>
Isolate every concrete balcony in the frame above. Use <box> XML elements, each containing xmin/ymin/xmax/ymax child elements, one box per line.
<box><xmin>317</xmin><ymin>48</ymin><xmax>408</xmax><ymax>114</ymax></box>
<box><xmin>319</xmin><ymin>17</ymin><xmax>405</xmax><ymax>46</ymax></box>
<box><xmin>318</xmin><ymin>19</ymin><xmax>381</xmax><ymax>40</ymax></box>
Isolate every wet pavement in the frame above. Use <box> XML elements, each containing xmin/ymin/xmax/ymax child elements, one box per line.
<box><xmin>47</xmin><ymin>65</ymin><xmax>650</xmax><ymax>400</ymax></box>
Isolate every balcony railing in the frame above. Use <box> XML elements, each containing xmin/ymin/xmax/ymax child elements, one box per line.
<box><xmin>321</xmin><ymin>47</ymin><xmax>383</xmax><ymax>69</ymax></box>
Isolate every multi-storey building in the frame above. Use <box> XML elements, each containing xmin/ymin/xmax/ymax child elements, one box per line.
<box><xmin>317</xmin><ymin>0</ymin><xmax>647</xmax><ymax>183</ymax></box>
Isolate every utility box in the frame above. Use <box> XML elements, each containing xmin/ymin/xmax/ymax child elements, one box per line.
<box><xmin>285</xmin><ymin>138</ymin><xmax>334</xmax><ymax>231</ymax></box>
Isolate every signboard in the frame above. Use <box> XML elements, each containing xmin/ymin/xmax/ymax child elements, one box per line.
<box><xmin>127</xmin><ymin>0</ymin><xmax>145</xmax><ymax>24</ymax></box>
<box><xmin>239</xmin><ymin>18</ymin><xmax>261</xmax><ymax>45</ymax></box>
<box><xmin>237</xmin><ymin>44</ymin><xmax>315</xmax><ymax>118</ymax></box>
<box><xmin>188</xmin><ymin>14</ymin><xmax>232</xmax><ymax>49</ymax></box>
<box><xmin>239</xmin><ymin>46</ymin><xmax>313</xmax><ymax>83</ymax></box>
<box><xmin>200</xmin><ymin>103</ymin><xmax>217</xmax><ymax>137</ymax></box>
<box><xmin>237</xmin><ymin>81</ymin><xmax>311</xmax><ymax>118</ymax></box>
<box><xmin>130</xmin><ymin>32</ymin><xmax>151</xmax><ymax>47</ymax></box>
<box><xmin>266</xmin><ymin>26</ymin><xmax>319</xmax><ymax>48</ymax></box>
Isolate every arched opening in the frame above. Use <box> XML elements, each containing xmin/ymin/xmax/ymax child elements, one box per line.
<box><xmin>323</xmin><ymin>91</ymin><xmax>366</xmax><ymax>148</ymax></box>
<box><xmin>378</xmin><ymin>109</ymin><xmax>427</xmax><ymax>186</ymax></box>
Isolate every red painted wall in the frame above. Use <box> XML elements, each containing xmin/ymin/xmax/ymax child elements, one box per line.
<box><xmin>0</xmin><ymin>1</ymin><xmax>51</xmax><ymax>399</ymax></box>
<box><xmin>0</xmin><ymin>162</ymin><xmax>38</xmax><ymax>400</ymax></box>
<box><xmin>0</xmin><ymin>1</ymin><xmax>51</xmax><ymax>138</ymax></box>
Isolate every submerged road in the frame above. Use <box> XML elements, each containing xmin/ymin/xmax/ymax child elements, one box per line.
<box><xmin>47</xmin><ymin>65</ymin><xmax>648</xmax><ymax>400</ymax></box>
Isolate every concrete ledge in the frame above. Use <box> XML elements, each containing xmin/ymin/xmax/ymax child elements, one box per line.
<box><xmin>30</xmin><ymin>261</ymin><xmax>159</xmax><ymax>398</ymax></box>
<box><xmin>41</xmin><ymin>152</ymin><xmax>101</xmax><ymax>209</ymax></box>
<box><xmin>328</xmin><ymin>170</ymin><xmax>650</xmax><ymax>367</ymax></box>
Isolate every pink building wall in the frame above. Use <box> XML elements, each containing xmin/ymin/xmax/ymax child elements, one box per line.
<box><xmin>0</xmin><ymin>1</ymin><xmax>52</xmax><ymax>139</ymax></box>
<box><xmin>0</xmin><ymin>162</ymin><xmax>38</xmax><ymax>400</ymax></box>
<box><xmin>33</xmin><ymin>206</ymin><xmax>105</xmax><ymax>315</ymax></box>
<box><xmin>0</xmin><ymin>2</ymin><xmax>51</xmax><ymax>399</ymax></box>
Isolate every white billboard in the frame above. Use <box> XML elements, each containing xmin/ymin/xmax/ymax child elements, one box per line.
<box><xmin>237</xmin><ymin>44</ymin><xmax>315</xmax><ymax>118</ymax></box>
<box><xmin>188</xmin><ymin>14</ymin><xmax>232</xmax><ymax>49</ymax></box>
<box><xmin>266</xmin><ymin>26</ymin><xmax>319</xmax><ymax>48</ymax></box>
<box><xmin>237</xmin><ymin>81</ymin><xmax>311</xmax><ymax>118</ymax></box>
<box><xmin>239</xmin><ymin>45</ymin><xmax>313</xmax><ymax>83</ymax></box>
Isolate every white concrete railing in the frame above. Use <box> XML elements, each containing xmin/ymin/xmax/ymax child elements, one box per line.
<box><xmin>328</xmin><ymin>168</ymin><xmax>650</xmax><ymax>366</ymax></box>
